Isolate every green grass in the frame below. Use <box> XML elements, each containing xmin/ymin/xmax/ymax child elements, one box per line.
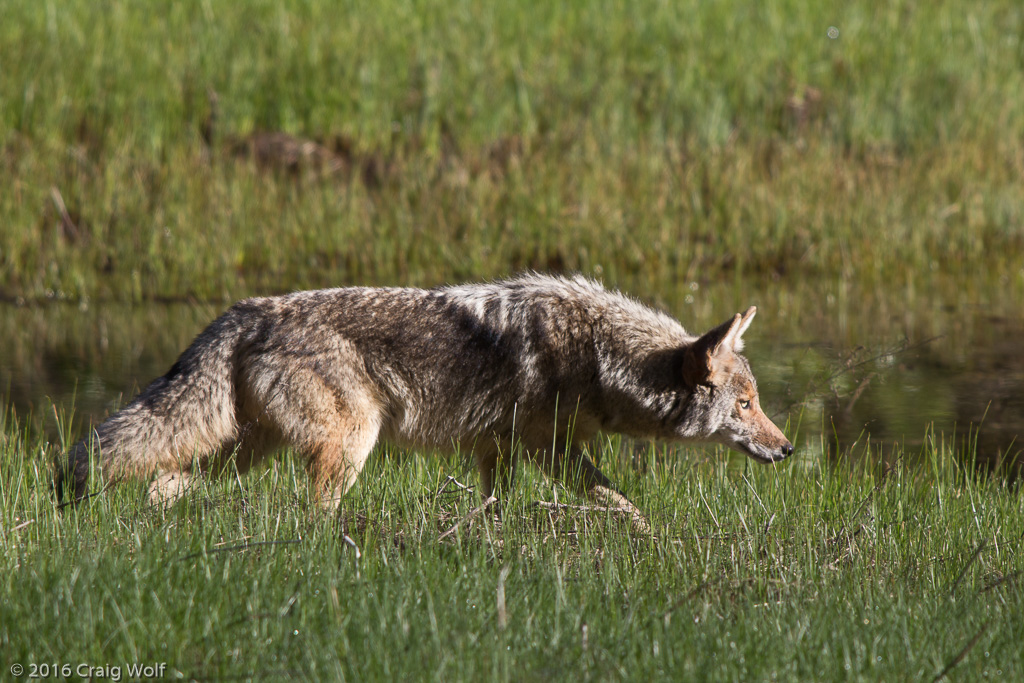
<box><xmin>2</xmin><ymin>415</ymin><xmax>1021</xmax><ymax>680</ymax></box>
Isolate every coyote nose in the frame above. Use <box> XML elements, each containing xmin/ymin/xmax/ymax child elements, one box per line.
<box><xmin>781</xmin><ymin>443</ymin><xmax>794</xmax><ymax>457</ymax></box>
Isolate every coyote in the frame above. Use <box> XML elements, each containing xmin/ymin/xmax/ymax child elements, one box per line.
<box><xmin>55</xmin><ymin>274</ymin><xmax>792</xmax><ymax>532</ymax></box>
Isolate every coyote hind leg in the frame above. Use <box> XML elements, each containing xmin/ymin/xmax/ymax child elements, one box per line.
<box><xmin>253</xmin><ymin>364</ymin><xmax>382</xmax><ymax>511</ymax></box>
<box><xmin>307</xmin><ymin>420</ymin><xmax>381</xmax><ymax>511</ymax></box>
<box><xmin>148</xmin><ymin>470</ymin><xmax>193</xmax><ymax>507</ymax></box>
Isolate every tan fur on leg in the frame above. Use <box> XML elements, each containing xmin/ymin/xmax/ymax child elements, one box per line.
<box><xmin>247</xmin><ymin>362</ymin><xmax>383</xmax><ymax>511</ymax></box>
<box><xmin>148</xmin><ymin>470</ymin><xmax>192</xmax><ymax>507</ymax></box>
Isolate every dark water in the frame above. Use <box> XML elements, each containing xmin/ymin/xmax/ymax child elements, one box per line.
<box><xmin>2</xmin><ymin>282</ymin><xmax>1022</xmax><ymax>473</ymax></box>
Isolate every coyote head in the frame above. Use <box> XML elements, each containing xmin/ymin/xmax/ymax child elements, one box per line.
<box><xmin>682</xmin><ymin>307</ymin><xmax>794</xmax><ymax>463</ymax></box>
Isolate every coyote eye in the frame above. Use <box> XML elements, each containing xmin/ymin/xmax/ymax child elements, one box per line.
<box><xmin>739</xmin><ymin>399</ymin><xmax>751</xmax><ymax>410</ymax></box>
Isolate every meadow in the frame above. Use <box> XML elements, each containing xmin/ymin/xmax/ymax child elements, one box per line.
<box><xmin>2</xmin><ymin>0</ymin><xmax>1023</xmax><ymax>679</ymax></box>
<box><xmin>3</xmin><ymin>420</ymin><xmax>1022</xmax><ymax>681</ymax></box>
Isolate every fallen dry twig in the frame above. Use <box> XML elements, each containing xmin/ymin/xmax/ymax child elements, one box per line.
<box><xmin>438</xmin><ymin>496</ymin><xmax>498</xmax><ymax>542</ymax></box>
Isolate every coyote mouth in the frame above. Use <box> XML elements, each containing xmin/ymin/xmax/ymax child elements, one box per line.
<box><xmin>732</xmin><ymin>441</ymin><xmax>794</xmax><ymax>464</ymax></box>
<box><xmin>755</xmin><ymin>450</ymin><xmax>790</xmax><ymax>464</ymax></box>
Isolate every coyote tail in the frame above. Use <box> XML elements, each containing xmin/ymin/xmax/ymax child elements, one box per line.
<box><xmin>54</xmin><ymin>308</ymin><xmax>249</xmax><ymax>505</ymax></box>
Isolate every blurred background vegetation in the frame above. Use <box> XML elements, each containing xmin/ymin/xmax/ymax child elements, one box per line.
<box><xmin>1</xmin><ymin>0</ymin><xmax>1022</xmax><ymax>466</ymax></box>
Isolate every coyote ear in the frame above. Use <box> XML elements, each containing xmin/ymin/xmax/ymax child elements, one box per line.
<box><xmin>729</xmin><ymin>306</ymin><xmax>756</xmax><ymax>353</ymax></box>
<box><xmin>681</xmin><ymin>307</ymin><xmax>757</xmax><ymax>386</ymax></box>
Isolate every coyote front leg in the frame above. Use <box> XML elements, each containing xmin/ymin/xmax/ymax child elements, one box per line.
<box><xmin>534</xmin><ymin>445</ymin><xmax>651</xmax><ymax>535</ymax></box>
